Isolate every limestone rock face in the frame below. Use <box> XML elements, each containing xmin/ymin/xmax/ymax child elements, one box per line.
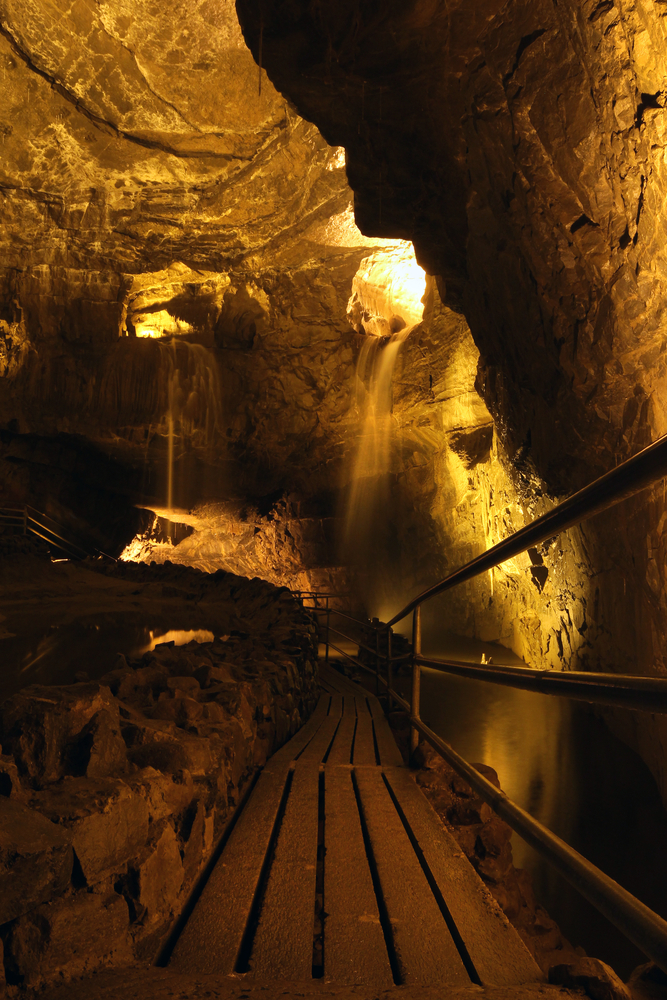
<box><xmin>235</xmin><ymin>0</ymin><xmax>667</xmax><ymax>490</ymax></box>
<box><xmin>0</xmin><ymin>683</ymin><xmax>123</xmax><ymax>787</ymax></box>
<box><xmin>4</xmin><ymin>892</ymin><xmax>132</xmax><ymax>987</ymax></box>
<box><xmin>0</xmin><ymin>796</ymin><xmax>73</xmax><ymax>925</ymax></box>
<box><xmin>0</xmin><ymin>0</ymin><xmax>348</xmax><ymax>274</ymax></box>
<box><xmin>31</xmin><ymin>777</ymin><xmax>150</xmax><ymax>884</ymax></box>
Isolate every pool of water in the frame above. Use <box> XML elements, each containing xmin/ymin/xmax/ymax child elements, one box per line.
<box><xmin>408</xmin><ymin>629</ymin><xmax>667</xmax><ymax>979</ymax></box>
<box><xmin>0</xmin><ymin>615</ymin><xmax>216</xmax><ymax>703</ymax></box>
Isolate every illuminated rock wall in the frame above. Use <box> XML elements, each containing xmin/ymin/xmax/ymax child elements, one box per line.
<box><xmin>235</xmin><ymin>0</ymin><xmax>667</xmax><ymax>798</ymax></box>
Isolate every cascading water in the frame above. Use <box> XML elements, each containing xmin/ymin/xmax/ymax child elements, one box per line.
<box><xmin>342</xmin><ymin>327</ymin><xmax>410</xmax><ymax>559</ymax></box>
<box><xmin>158</xmin><ymin>339</ymin><xmax>223</xmax><ymax>531</ymax></box>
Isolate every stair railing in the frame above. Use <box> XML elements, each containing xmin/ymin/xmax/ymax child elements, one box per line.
<box><xmin>303</xmin><ymin>430</ymin><xmax>667</xmax><ymax>973</ymax></box>
<box><xmin>0</xmin><ymin>503</ymin><xmax>115</xmax><ymax>560</ymax></box>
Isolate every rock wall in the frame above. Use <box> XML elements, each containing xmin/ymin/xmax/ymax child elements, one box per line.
<box><xmin>0</xmin><ymin>557</ymin><xmax>318</xmax><ymax>990</ymax></box>
<box><xmin>234</xmin><ymin>0</ymin><xmax>667</xmax><ymax>804</ymax></box>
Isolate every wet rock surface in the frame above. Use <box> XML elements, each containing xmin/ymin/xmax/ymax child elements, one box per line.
<box><xmin>0</xmin><ymin>554</ymin><xmax>318</xmax><ymax>990</ymax></box>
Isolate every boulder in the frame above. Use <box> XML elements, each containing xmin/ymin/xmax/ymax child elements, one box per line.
<box><xmin>4</xmin><ymin>891</ymin><xmax>131</xmax><ymax>987</ymax></box>
<box><xmin>0</xmin><ymin>797</ymin><xmax>73</xmax><ymax>924</ymax></box>
<box><xmin>127</xmin><ymin>741</ymin><xmax>191</xmax><ymax>774</ymax></box>
<box><xmin>131</xmin><ymin>823</ymin><xmax>184</xmax><ymax>926</ymax></box>
<box><xmin>65</xmin><ymin>709</ymin><xmax>128</xmax><ymax>779</ymax></box>
<box><xmin>31</xmin><ymin>777</ymin><xmax>149</xmax><ymax>884</ymax></box>
<box><xmin>0</xmin><ymin>683</ymin><xmax>120</xmax><ymax>787</ymax></box>
<box><xmin>0</xmin><ymin>753</ymin><xmax>27</xmax><ymax>801</ymax></box>
<box><xmin>127</xmin><ymin>767</ymin><xmax>194</xmax><ymax>823</ymax></box>
<box><xmin>549</xmin><ymin>957</ymin><xmax>632</xmax><ymax>1000</ymax></box>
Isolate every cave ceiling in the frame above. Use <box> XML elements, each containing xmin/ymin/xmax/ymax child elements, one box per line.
<box><xmin>0</xmin><ymin>0</ymin><xmax>369</xmax><ymax>274</ymax></box>
<box><xmin>235</xmin><ymin>0</ymin><xmax>667</xmax><ymax>490</ymax></box>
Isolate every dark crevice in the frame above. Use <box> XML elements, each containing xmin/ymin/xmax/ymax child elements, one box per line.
<box><xmin>503</xmin><ymin>29</ymin><xmax>546</xmax><ymax>84</ymax></box>
<box><xmin>154</xmin><ymin>764</ymin><xmax>263</xmax><ymax>965</ymax></box>
<box><xmin>367</xmin><ymin>699</ymin><xmax>381</xmax><ymax>764</ymax></box>
<box><xmin>312</xmin><ymin>769</ymin><xmax>325</xmax><ymax>978</ymax></box>
<box><xmin>351</xmin><ymin>769</ymin><xmax>402</xmax><ymax>985</ymax></box>
<box><xmin>321</xmin><ymin>716</ymin><xmax>342</xmax><ymax>764</ymax></box>
<box><xmin>235</xmin><ymin>767</ymin><xmax>294</xmax><ymax>973</ymax></box>
<box><xmin>570</xmin><ymin>213</ymin><xmax>597</xmax><ymax>234</ymax></box>
<box><xmin>349</xmin><ymin>716</ymin><xmax>358</xmax><ymax>764</ymax></box>
<box><xmin>380</xmin><ymin>772</ymin><xmax>481</xmax><ymax>986</ymax></box>
<box><xmin>293</xmin><ymin>697</ymin><xmax>331</xmax><ymax>761</ymax></box>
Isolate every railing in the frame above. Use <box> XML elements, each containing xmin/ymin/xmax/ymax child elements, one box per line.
<box><xmin>301</xmin><ymin>431</ymin><xmax>667</xmax><ymax>973</ymax></box>
<box><xmin>0</xmin><ymin>504</ymin><xmax>114</xmax><ymax>560</ymax></box>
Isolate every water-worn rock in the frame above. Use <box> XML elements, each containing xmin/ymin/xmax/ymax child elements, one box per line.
<box><xmin>31</xmin><ymin>777</ymin><xmax>149</xmax><ymax>885</ymax></box>
<box><xmin>4</xmin><ymin>892</ymin><xmax>131</xmax><ymax>987</ymax></box>
<box><xmin>0</xmin><ymin>796</ymin><xmax>73</xmax><ymax>924</ymax></box>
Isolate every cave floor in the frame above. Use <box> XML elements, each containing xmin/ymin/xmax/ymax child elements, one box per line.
<box><xmin>30</xmin><ymin>968</ymin><xmax>575</xmax><ymax>1000</ymax></box>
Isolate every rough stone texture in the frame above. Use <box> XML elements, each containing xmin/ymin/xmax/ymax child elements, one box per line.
<box><xmin>0</xmin><ymin>554</ymin><xmax>319</xmax><ymax>990</ymax></box>
<box><xmin>233</xmin><ymin>0</ymin><xmax>667</xmax><ymax>804</ymax></box>
<box><xmin>550</xmin><ymin>958</ymin><xmax>633</xmax><ymax>1000</ymax></box>
<box><xmin>3</xmin><ymin>892</ymin><xmax>132</xmax><ymax>988</ymax></box>
<box><xmin>1</xmin><ymin>683</ymin><xmax>124</xmax><ymax>787</ymax></box>
<box><xmin>31</xmin><ymin>777</ymin><xmax>150</xmax><ymax>884</ymax></box>
<box><xmin>0</xmin><ymin>796</ymin><xmax>73</xmax><ymax>925</ymax></box>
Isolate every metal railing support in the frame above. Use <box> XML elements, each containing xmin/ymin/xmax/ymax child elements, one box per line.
<box><xmin>409</xmin><ymin>710</ymin><xmax>667</xmax><ymax>974</ymax></box>
<box><xmin>373</xmin><ymin>618</ymin><xmax>380</xmax><ymax>697</ymax></box>
<box><xmin>410</xmin><ymin>604</ymin><xmax>422</xmax><ymax>761</ymax></box>
<box><xmin>324</xmin><ymin>595</ymin><xmax>330</xmax><ymax>666</ymax></box>
<box><xmin>387</xmin><ymin>627</ymin><xmax>393</xmax><ymax>710</ymax></box>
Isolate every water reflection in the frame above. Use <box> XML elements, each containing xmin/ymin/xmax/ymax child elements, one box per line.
<box><xmin>0</xmin><ymin>619</ymin><xmax>216</xmax><ymax>702</ymax></box>
<box><xmin>415</xmin><ymin>641</ymin><xmax>667</xmax><ymax>978</ymax></box>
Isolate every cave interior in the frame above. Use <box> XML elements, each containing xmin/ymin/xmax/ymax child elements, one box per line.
<box><xmin>2</xmin><ymin>0</ymin><xmax>667</xmax><ymax>995</ymax></box>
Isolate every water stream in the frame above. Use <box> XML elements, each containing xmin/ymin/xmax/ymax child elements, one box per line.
<box><xmin>158</xmin><ymin>339</ymin><xmax>223</xmax><ymax>530</ymax></box>
<box><xmin>343</xmin><ymin>329</ymin><xmax>410</xmax><ymax>558</ymax></box>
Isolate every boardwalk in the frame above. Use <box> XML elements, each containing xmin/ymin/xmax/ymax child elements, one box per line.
<box><xmin>170</xmin><ymin>665</ymin><xmax>541</xmax><ymax>989</ymax></box>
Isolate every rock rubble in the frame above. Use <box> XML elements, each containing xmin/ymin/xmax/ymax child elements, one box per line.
<box><xmin>0</xmin><ymin>558</ymin><xmax>318</xmax><ymax>990</ymax></box>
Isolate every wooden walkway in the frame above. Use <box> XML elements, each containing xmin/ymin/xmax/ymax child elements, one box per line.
<box><xmin>169</xmin><ymin>665</ymin><xmax>542</xmax><ymax>988</ymax></box>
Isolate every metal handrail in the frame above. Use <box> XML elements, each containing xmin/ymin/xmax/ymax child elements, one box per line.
<box><xmin>416</xmin><ymin>656</ymin><xmax>667</xmax><ymax>714</ymax></box>
<box><xmin>301</xmin><ymin>432</ymin><xmax>667</xmax><ymax>972</ymax></box>
<box><xmin>387</xmin><ymin>431</ymin><xmax>667</xmax><ymax>629</ymax></box>
<box><xmin>1</xmin><ymin>503</ymin><xmax>90</xmax><ymax>559</ymax></box>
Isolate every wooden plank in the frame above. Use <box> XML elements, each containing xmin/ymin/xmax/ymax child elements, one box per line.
<box><xmin>324</xmin><ymin>767</ymin><xmax>394</xmax><ymax>987</ymax></box>
<box><xmin>250</xmin><ymin>764</ymin><xmax>320</xmax><ymax>979</ymax></box>
<box><xmin>269</xmin><ymin>694</ymin><xmax>330</xmax><ymax>767</ymax></box>
<box><xmin>327</xmin><ymin>696</ymin><xmax>357</xmax><ymax>765</ymax></box>
<box><xmin>320</xmin><ymin>665</ymin><xmax>353</xmax><ymax>695</ymax></box>
<box><xmin>352</xmin><ymin>696</ymin><xmax>377</xmax><ymax>765</ymax></box>
<box><xmin>367</xmin><ymin>695</ymin><xmax>404</xmax><ymax>766</ymax></box>
<box><xmin>383</xmin><ymin>767</ymin><xmax>542</xmax><ymax>986</ymax></box>
<box><xmin>169</xmin><ymin>766</ymin><xmax>290</xmax><ymax>974</ymax></box>
<box><xmin>297</xmin><ymin>695</ymin><xmax>342</xmax><ymax>763</ymax></box>
<box><xmin>354</xmin><ymin>767</ymin><xmax>470</xmax><ymax>987</ymax></box>
<box><xmin>321</xmin><ymin>664</ymin><xmax>368</xmax><ymax>697</ymax></box>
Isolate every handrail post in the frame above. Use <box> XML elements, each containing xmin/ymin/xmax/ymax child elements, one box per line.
<box><xmin>387</xmin><ymin>627</ymin><xmax>393</xmax><ymax>710</ymax></box>
<box><xmin>410</xmin><ymin>604</ymin><xmax>422</xmax><ymax>762</ymax></box>
<box><xmin>325</xmin><ymin>595</ymin><xmax>330</xmax><ymax>666</ymax></box>
<box><xmin>373</xmin><ymin>618</ymin><xmax>380</xmax><ymax>696</ymax></box>
<box><xmin>23</xmin><ymin>506</ymin><xmax>27</xmax><ymax>536</ymax></box>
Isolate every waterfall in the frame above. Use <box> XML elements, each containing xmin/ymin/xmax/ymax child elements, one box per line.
<box><xmin>342</xmin><ymin>328</ymin><xmax>410</xmax><ymax>559</ymax></box>
<box><xmin>158</xmin><ymin>339</ymin><xmax>223</xmax><ymax>525</ymax></box>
